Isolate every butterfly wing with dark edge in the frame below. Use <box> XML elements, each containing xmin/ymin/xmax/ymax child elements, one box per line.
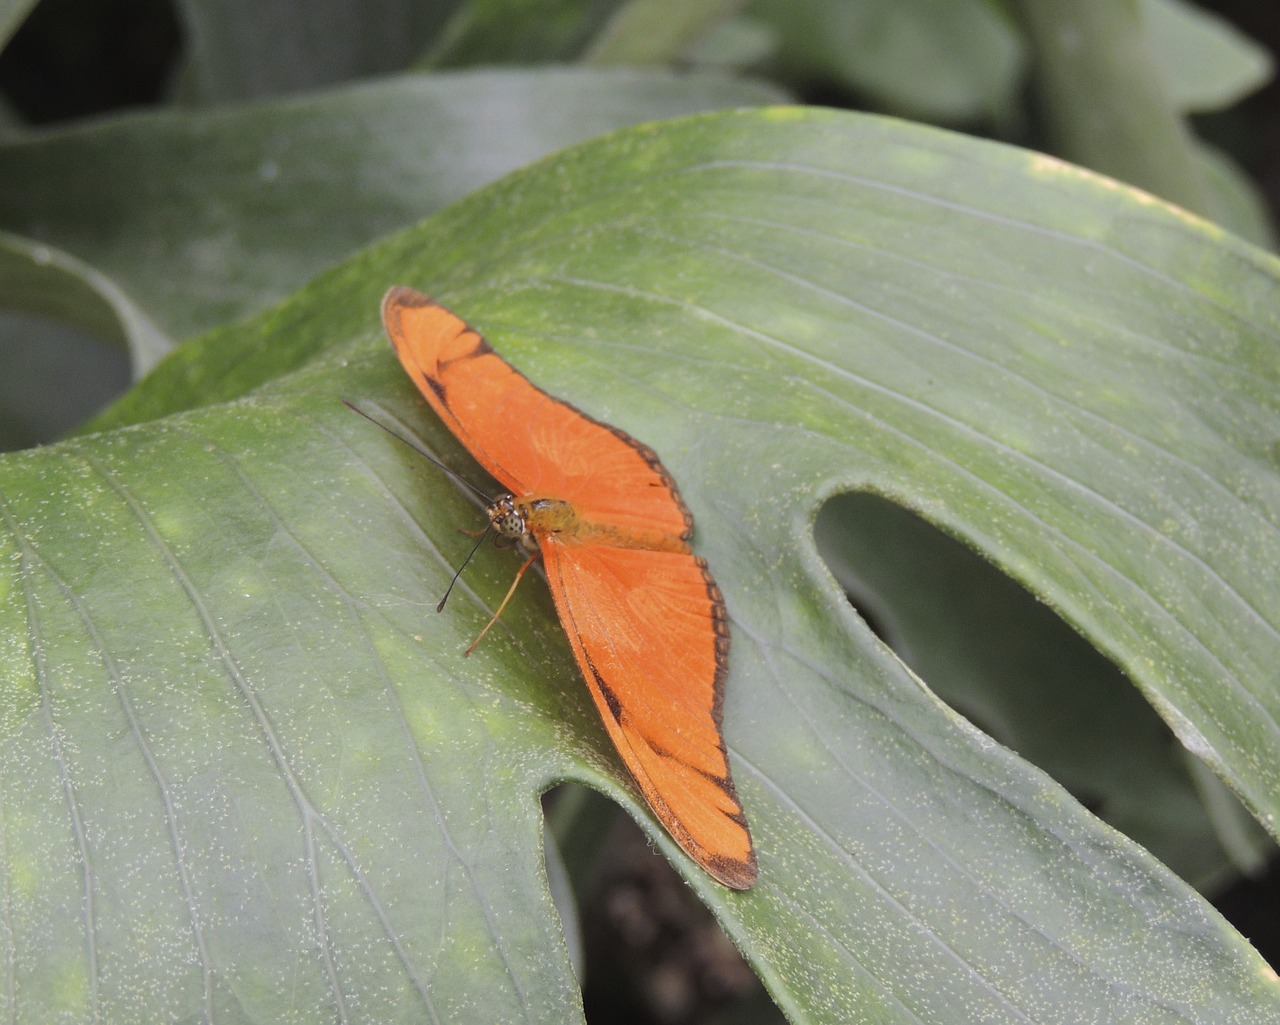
<box><xmin>539</xmin><ymin>537</ymin><xmax>756</xmax><ymax>890</ymax></box>
<box><xmin>382</xmin><ymin>287</ymin><xmax>690</xmax><ymax>540</ymax></box>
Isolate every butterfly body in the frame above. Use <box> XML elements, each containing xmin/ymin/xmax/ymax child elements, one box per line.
<box><xmin>491</xmin><ymin>494</ymin><xmax>693</xmax><ymax>556</ymax></box>
<box><xmin>380</xmin><ymin>286</ymin><xmax>757</xmax><ymax>890</ymax></box>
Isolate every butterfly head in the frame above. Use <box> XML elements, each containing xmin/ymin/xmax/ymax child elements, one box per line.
<box><xmin>486</xmin><ymin>494</ymin><xmax>540</xmax><ymax>557</ymax></box>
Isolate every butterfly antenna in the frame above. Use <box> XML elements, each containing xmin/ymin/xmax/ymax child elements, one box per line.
<box><xmin>343</xmin><ymin>400</ymin><xmax>494</xmax><ymax>505</ymax></box>
<box><xmin>436</xmin><ymin>522</ymin><xmax>493</xmax><ymax>613</ymax></box>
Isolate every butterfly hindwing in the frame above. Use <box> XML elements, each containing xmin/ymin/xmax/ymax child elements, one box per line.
<box><xmin>539</xmin><ymin>536</ymin><xmax>755</xmax><ymax>890</ymax></box>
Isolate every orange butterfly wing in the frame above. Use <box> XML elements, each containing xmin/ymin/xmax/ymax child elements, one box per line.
<box><xmin>381</xmin><ymin>287</ymin><xmax>691</xmax><ymax>540</ymax></box>
<box><xmin>540</xmin><ymin>539</ymin><xmax>755</xmax><ymax>889</ymax></box>
<box><xmin>381</xmin><ymin>286</ymin><xmax>756</xmax><ymax>889</ymax></box>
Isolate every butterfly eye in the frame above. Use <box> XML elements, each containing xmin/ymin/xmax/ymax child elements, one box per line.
<box><xmin>483</xmin><ymin>496</ymin><xmax>525</xmax><ymax>540</ymax></box>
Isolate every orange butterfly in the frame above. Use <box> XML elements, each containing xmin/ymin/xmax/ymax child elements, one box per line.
<box><xmin>379</xmin><ymin>286</ymin><xmax>756</xmax><ymax>890</ymax></box>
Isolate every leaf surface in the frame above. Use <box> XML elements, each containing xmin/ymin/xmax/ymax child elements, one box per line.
<box><xmin>2</xmin><ymin>108</ymin><xmax>1278</xmax><ymax>1023</ymax></box>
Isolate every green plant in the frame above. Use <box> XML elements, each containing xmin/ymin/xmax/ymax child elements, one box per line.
<box><xmin>2</xmin><ymin>2</ymin><xmax>1278</xmax><ymax>1023</ymax></box>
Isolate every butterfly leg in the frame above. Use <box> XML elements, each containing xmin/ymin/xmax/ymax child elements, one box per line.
<box><xmin>464</xmin><ymin>552</ymin><xmax>542</xmax><ymax>656</ymax></box>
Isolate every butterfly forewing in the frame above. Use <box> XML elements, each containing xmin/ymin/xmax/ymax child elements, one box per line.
<box><xmin>382</xmin><ymin>287</ymin><xmax>691</xmax><ymax>540</ymax></box>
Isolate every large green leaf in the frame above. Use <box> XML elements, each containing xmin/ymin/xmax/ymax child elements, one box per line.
<box><xmin>1014</xmin><ymin>0</ymin><xmax>1212</xmax><ymax>219</ymax></box>
<box><xmin>748</xmin><ymin>0</ymin><xmax>1022</xmax><ymax>122</ymax></box>
<box><xmin>581</xmin><ymin>0</ymin><xmax>741</xmax><ymax>65</ymax></box>
<box><xmin>2</xmin><ymin>108</ymin><xmax>1278</xmax><ymax>1022</ymax></box>
<box><xmin>171</xmin><ymin>0</ymin><xmax>449</xmax><ymax>103</ymax></box>
<box><xmin>1143</xmin><ymin>0</ymin><xmax>1273</xmax><ymax>113</ymax></box>
<box><xmin>0</xmin><ymin>68</ymin><xmax>785</xmax><ymax>355</ymax></box>
<box><xmin>816</xmin><ymin>492</ymin><xmax>1274</xmax><ymax>890</ymax></box>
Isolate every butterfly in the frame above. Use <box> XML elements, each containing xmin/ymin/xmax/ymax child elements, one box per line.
<box><xmin>377</xmin><ymin>286</ymin><xmax>756</xmax><ymax>890</ymax></box>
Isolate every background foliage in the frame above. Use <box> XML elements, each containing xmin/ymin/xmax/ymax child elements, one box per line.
<box><xmin>1</xmin><ymin>1</ymin><xmax>1278</xmax><ymax>1023</ymax></box>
